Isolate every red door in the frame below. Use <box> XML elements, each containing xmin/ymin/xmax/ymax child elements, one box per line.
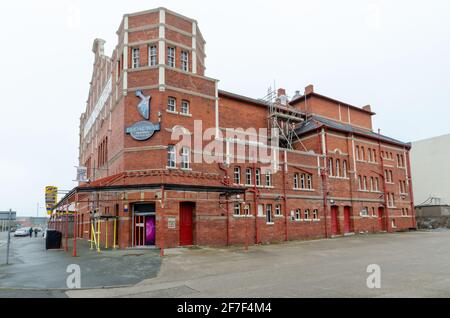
<box><xmin>331</xmin><ymin>206</ymin><xmax>340</xmax><ymax>236</ymax></box>
<box><xmin>378</xmin><ymin>207</ymin><xmax>386</xmax><ymax>231</ymax></box>
<box><xmin>180</xmin><ymin>203</ymin><xmax>194</xmax><ymax>246</ymax></box>
<box><xmin>343</xmin><ymin>206</ymin><xmax>352</xmax><ymax>233</ymax></box>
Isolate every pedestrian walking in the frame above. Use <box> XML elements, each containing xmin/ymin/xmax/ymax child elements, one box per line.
<box><xmin>34</xmin><ymin>228</ymin><xmax>38</xmax><ymax>237</ymax></box>
<box><xmin>29</xmin><ymin>227</ymin><xmax>33</xmax><ymax>238</ymax></box>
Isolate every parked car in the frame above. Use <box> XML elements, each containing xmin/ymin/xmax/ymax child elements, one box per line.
<box><xmin>14</xmin><ymin>227</ymin><xmax>31</xmax><ymax>237</ymax></box>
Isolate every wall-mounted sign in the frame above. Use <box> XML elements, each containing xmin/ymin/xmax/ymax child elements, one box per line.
<box><xmin>126</xmin><ymin>121</ymin><xmax>161</xmax><ymax>141</ymax></box>
<box><xmin>168</xmin><ymin>217</ymin><xmax>176</xmax><ymax>229</ymax></box>
<box><xmin>74</xmin><ymin>166</ymin><xmax>89</xmax><ymax>182</ymax></box>
<box><xmin>126</xmin><ymin>90</ymin><xmax>160</xmax><ymax>141</ymax></box>
<box><xmin>45</xmin><ymin>186</ymin><xmax>58</xmax><ymax>215</ymax></box>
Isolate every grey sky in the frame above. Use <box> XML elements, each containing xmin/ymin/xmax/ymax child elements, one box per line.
<box><xmin>1</xmin><ymin>0</ymin><xmax>449</xmax><ymax>216</ymax></box>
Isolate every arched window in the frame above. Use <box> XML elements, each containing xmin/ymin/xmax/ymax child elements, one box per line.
<box><xmin>328</xmin><ymin>158</ymin><xmax>334</xmax><ymax>176</ymax></box>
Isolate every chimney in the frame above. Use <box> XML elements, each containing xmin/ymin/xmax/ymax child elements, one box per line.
<box><xmin>305</xmin><ymin>84</ymin><xmax>314</xmax><ymax>95</ymax></box>
<box><xmin>277</xmin><ymin>88</ymin><xmax>286</xmax><ymax>97</ymax></box>
<box><xmin>362</xmin><ymin>105</ymin><xmax>372</xmax><ymax>112</ymax></box>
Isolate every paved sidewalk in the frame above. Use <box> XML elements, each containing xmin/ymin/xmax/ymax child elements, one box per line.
<box><xmin>66</xmin><ymin>231</ymin><xmax>450</xmax><ymax>298</ymax></box>
<box><xmin>0</xmin><ymin>234</ymin><xmax>161</xmax><ymax>290</ymax></box>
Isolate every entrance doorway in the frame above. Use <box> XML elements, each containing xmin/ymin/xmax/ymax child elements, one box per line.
<box><xmin>180</xmin><ymin>202</ymin><xmax>194</xmax><ymax>246</ymax></box>
<box><xmin>378</xmin><ymin>207</ymin><xmax>386</xmax><ymax>232</ymax></box>
<box><xmin>133</xmin><ymin>203</ymin><xmax>156</xmax><ymax>247</ymax></box>
<box><xmin>331</xmin><ymin>206</ymin><xmax>340</xmax><ymax>236</ymax></box>
<box><xmin>343</xmin><ymin>206</ymin><xmax>353</xmax><ymax>233</ymax></box>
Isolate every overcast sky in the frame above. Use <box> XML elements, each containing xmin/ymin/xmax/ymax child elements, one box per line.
<box><xmin>1</xmin><ymin>0</ymin><xmax>449</xmax><ymax>217</ymax></box>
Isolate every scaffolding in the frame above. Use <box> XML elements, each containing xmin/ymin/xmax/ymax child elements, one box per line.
<box><xmin>260</xmin><ymin>87</ymin><xmax>306</xmax><ymax>150</ymax></box>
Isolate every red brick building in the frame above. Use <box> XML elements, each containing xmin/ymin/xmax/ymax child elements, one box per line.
<box><xmin>52</xmin><ymin>7</ymin><xmax>416</xmax><ymax>250</ymax></box>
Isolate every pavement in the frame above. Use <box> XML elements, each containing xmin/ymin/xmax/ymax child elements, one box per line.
<box><xmin>67</xmin><ymin>230</ymin><xmax>450</xmax><ymax>298</ymax></box>
<box><xmin>3</xmin><ymin>230</ymin><xmax>450</xmax><ymax>298</ymax></box>
<box><xmin>0</xmin><ymin>231</ymin><xmax>161</xmax><ymax>295</ymax></box>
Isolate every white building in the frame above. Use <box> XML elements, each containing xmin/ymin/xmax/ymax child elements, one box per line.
<box><xmin>411</xmin><ymin>134</ymin><xmax>450</xmax><ymax>206</ymax></box>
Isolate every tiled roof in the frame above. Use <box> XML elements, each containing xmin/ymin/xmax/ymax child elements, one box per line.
<box><xmin>295</xmin><ymin>115</ymin><xmax>410</xmax><ymax>148</ymax></box>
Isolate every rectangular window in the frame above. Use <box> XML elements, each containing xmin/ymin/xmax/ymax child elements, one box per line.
<box><xmin>328</xmin><ymin>158</ymin><xmax>333</xmax><ymax>176</ymax></box>
<box><xmin>275</xmin><ymin>205</ymin><xmax>281</xmax><ymax>216</ymax></box>
<box><xmin>358</xmin><ymin>175</ymin><xmax>362</xmax><ymax>190</ymax></box>
<box><xmin>257</xmin><ymin>204</ymin><xmax>264</xmax><ymax>217</ymax></box>
<box><xmin>233</xmin><ymin>203</ymin><xmax>241</xmax><ymax>216</ymax></box>
<box><xmin>300</xmin><ymin>174</ymin><xmax>306</xmax><ymax>189</ymax></box>
<box><xmin>361</xmin><ymin>207</ymin><xmax>369</xmax><ymax>217</ymax></box>
<box><xmin>167</xmin><ymin>145</ymin><xmax>176</xmax><ymax>168</ymax></box>
<box><xmin>246</xmin><ymin>168</ymin><xmax>252</xmax><ymax>185</ymax></box>
<box><xmin>167</xmin><ymin>47</ymin><xmax>175</xmax><ymax>67</ymax></box>
<box><xmin>132</xmin><ymin>47</ymin><xmax>140</xmax><ymax>69</ymax></box>
<box><xmin>266</xmin><ymin>205</ymin><xmax>273</xmax><ymax>223</ymax></box>
<box><xmin>234</xmin><ymin>167</ymin><xmax>241</xmax><ymax>184</ymax></box>
<box><xmin>335</xmin><ymin>159</ymin><xmax>340</xmax><ymax>177</ymax></box>
<box><xmin>167</xmin><ymin>97</ymin><xmax>176</xmax><ymax>112</ymax></box>
<box><xmin>370</xmin><ymin>177</ymin><xmax>374</xmax><ymax>192</ymax></box>
<box><xmin>181</xmin><ymin>50</ymin><xmax>189</xmax><ymax>71</ymax></box>
<box><xmin>294</xmin><ymin>173</ymin><xmax>299</xmax><ymax>189</ymax></box>
<box><xmin>368</xmin><ymin>148</ymin><xmax>372</xmax><ymax>162</ymax></box>
<box><xmin>375</xmin><ymin>177</ymin><xmax>380</xmax><ymax>192</ymax></box>
<box><xmin>255</xmin><ymin>169</ymin><xmax>261</xmax><ymax>186</ymax></box>
<box><xmin>181</xmin><ymin>147</ymin><xmax>190</xmax><ymax>169</ymax></box>
<box><xmin>266</xmin><ymin>171</ymin><xmax>272</xmax><ymax>187</ymax></box>
<box><xmin>363</xmin><ymin>176</ymin><xmax>367</xmax><ymax>190</ymax></box>
<box><xmin>343</xmin><ymin>160</ymin><xmax>348</xmax><ymax>178</ymax></box>
<box><xmin>149</xmin><ymin>45</ymin><xmax>157</xmax><ymax>66</ymax></box>
<box><xmin>361</xmin><ymin>147</ymin><xmax>365</xmax><ymax>161</ymax></box>
<box><xmin>356</xmin><ymin>146</ymin><xmax>360</xmax><ymax>160</ymax></box>
<box><xmin>307</xmin><ymin>175</ymin><xmax>313</xmax><ymax>189</ymax></box>
<box><xmin>181</xmin><ymin>100</ymin><xmax>190</xmax><ymax>114</ymax></box>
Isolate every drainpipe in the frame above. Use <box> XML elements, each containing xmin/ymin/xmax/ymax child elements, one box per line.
<box><xmin>218</xmin><ymin>163</ymin><xmax>231</xmax><ymax>246</ymax></box>
<box><xmin>378</xmin><ymin>139</ymin><xmax>390</xmax><ymax>232</ymax></box>
<box><xmin>160</xmin><ymin>185</ymin><xmax>165</xmax><ymax>257</ymax></box>
<box><xmin>318</xmin><ymin>128</ymin><xmax>329</xmax><ymax>238</ymax></box>
<box><xmin>282</xmin><ymin>150</ymin><xmax>289</xmax><ymax>242</ymax></box>
<box><xmin>405</xmin><ymin>149</ymin><xmax>417</xmax><ymax>229</ymax></box>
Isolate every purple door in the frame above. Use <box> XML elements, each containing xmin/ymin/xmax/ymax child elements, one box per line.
<box><xmin>145</xmin><ymin>216</ymin><xmax>156</xmax><ymax>246</ymax></box>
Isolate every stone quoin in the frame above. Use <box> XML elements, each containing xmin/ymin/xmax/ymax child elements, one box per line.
<box><xmin>51</xmin><ymin>7</ymin><xmax>416</xmax><ymax>250</ymax></box>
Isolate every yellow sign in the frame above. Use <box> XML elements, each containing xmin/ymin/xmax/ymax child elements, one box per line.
<box><xmin>45</xmin><ymin>186</ymin><xmax>58</xmax><ymax>215</ymax></box>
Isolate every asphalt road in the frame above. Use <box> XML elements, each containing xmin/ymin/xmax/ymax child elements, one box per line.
<box><xmin>3</xmin><ymin>230</ymin><xmax>450</xmax><ymax>298</ymax></box>
<box><xmin>67</xmin><ymin>230</ymin><xmax>450</xmax><ymax>298</ymax></box>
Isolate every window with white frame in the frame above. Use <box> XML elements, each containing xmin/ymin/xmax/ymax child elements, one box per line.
<box><xmin>368</xmin><ymin>148</ymin><xmax>372</xmax><ymax>162</ymax></box>
<box><xmin>244</xmin><ymin>204</ymin><xmax>251</xmax><ymax>216</ymax></box>
<box><xmin>181</xmin><ymin>50</ymin><xmax>189</xmax><ymax>71</ymax></box>
<box><xmin>257</xmin><ymin>204</ymin><xmax>264</xmax><ymax>217</ymax></box>
<box><xmin>149</xmin><ymin>45</ymin><xmax>157</xmax><ymax>66</ymax></box>
<box><xmin>356</xmin><ymin>146</ymin><xmax>360</xmax><ymax>160</ymax></box>
<box><xmin>255</xmin><ymin>168</ymin><xmax>261</xmax><ymax>186</ymax></box>
<box><xmin>167</xmin><ymin>47</ymin><xmax>175</xmax><ymax>67</ymax></box>
<box><xmin>295</xmin><ymin>209</ymin><xmax>301</xmax><ymax>220</ymax></box>
<box><xmin>266</xmin><ymin>204</ymin><xmax>273</xmax><ymax>223</ymax></box>
<box><xmin>167</xmin><ymin>145</ymin><xmax>176</xmax><ymax>168</ymax></box>
<box><xmin>328</xmin><ymin>158</ymin><xmax>333</xmax><ymax>176</ymax></box>
<box><xmin>181</xmin><ymin>100</ymin><xmax>190</xmax><ymax>115</ymax></box>
<box><xmin>373</xmin><ymin>149</ymin><xmax>377</xmax><ymax>163</ymax></box>
<box><xmin>181</xmin><ymin>147</ymin><xmax>190</xmax><ymax>169</ymax></box>
<box><xmin>233</xmin><ymin>203</ymin><xmax>241</xmax><ymax>216</ymax></box>
<box><xmin>275</xmin><ymin>204</ymin><xmax>281</xmax><ymax>216</ymax></box>
<box><xmin>335</xmin><ymin>159</ymin><xmax>340</xmax><ymax>177</ymax></box>
<box><xmin>363</xmin><ymin>176</ymin><xmax>368</xmax><ymax>190</ymax></box>
<box><xmin>167</xmin><ymin>97</ymin><xmax>176</xmax><ymax>112</ymax></box>
<box><xmin>375</xmin><ymin>178</ymin><xmax>380</xmax><ymax>192</ymax></box>
<box><xmin>246</xmin><ymin>168</ymin><xmax>253</xmax><ymax>185</ymax></box>
<box><xmin>294</xmin><ymin>173</ymin><xmax>299</xmax><ymax>189</ymax></box>
<box><xmin>313</xmin><ymin>209</ymin><xmax>319</xmax><ymax>220</ymax></box>
<box><xmin>372</xmin><ymin>207</ymin><xmax>376</xmax><ymax>217</ymax></box>
<box><xmin>361</xmin><ymin>147</ymin><xmax>365</xmax><ymax>161</ymax></box>
<box><xmin>132</xmin><ymin>47</ymin><xmax>140</xmax><ymax>69</ymax></box>
<box><xmin>234</xmin><ymin>167</ymin><xmax>241</xmax><ymax>184</ymax></box>
<box><xmin>370</xmin><ymin>177</ymin><xmax>374</xmax><ymax>192</ymax></box>
<box><xmin>266</xmin><ymin>171</ymin><xmax>272</xmax><ymax>187</ymax></box>
<box><xmin>342</xmin><ymin>160</ymin><xmax>348</xmax><ymax>178</ymax></box>
<box><xmin>306</xmin><ymin>175</ymin><xmax>313</xmax><ymax>189</ymax></box>
<box><xmin>358</xmin><ymin>175</ymin><xmax>362</xmax><ymax>190</ymax></box>
<box><xmin>304</xmin><ymin>209</ymin><xmax>310</xmax><ymax>220</ymax></box>
<box><xmin>361</xmin><ymin>207</ymin><xmax>369</xmax><ymax>217</ymax></box>
<box><xmin>300</xmin><ymin>174</ymin><xmax>306</xmax><ymax>189</ymax></box>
